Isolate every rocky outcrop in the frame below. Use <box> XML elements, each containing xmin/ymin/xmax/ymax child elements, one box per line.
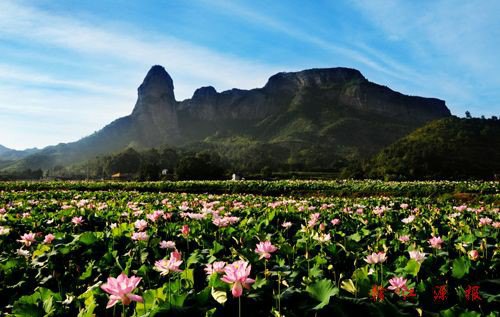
<box><xmin>178</xmin><ymin>67</ymin><xmax>450</xmax><ymax>124</ymax></box>
<box><xmin>131</xmin><ymin>65</ymin><xmax>180</xmax><ymax>145</ymax></box>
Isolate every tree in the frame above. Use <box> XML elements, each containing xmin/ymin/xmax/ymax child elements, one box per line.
<box><xmin>106</xmin><ymin>148</ymin><xmax>141</xmax><ymax>175</ymax></box>
<box><xmin>465</xmin><ymin>111</ymin><xmax>472</xmax><ymax>119</ymax></box>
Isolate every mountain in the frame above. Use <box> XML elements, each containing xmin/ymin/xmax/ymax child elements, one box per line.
<box><xmin>358</xmin><ymin>117</ymin><xmax>500</xmax><ymax>180</ymax></box>
<box><xmin>2</xmin><ymin>65</ymin><xmax>451</xmax><ymax>172</ymax></box>
<box><xmin>0</xmin><ymin>144</ymin><xmax>39</xmax><ymax>161</ymax></box>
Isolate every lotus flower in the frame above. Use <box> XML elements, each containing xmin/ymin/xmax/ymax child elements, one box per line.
<box><xmin>134</xmin><ymin>219</ymin><xmax>148</xmax><ymax>231</ymax></box>
<box><xmin>154</xmin><ymin>251</ymin><xmax>183</xmax><ymax>276</ymax></box>
<box><xmin>18</xmin><ymin>232</ymin><xmax>36</xmax><ymax>247</ymax></box>
<box><xmin>364</xmin><ymin>251</ymin><xmax>387</xmax><ymax>264</ymax></box>
<box><xmin>388</xmin><ymin>276</ymin><xmax>408</xmax><ymax>295</ymax></box>
<box><xmin>282</xmin><ymin>221</ymin><xmax>292</xmax><ymax>229</ymax></box>
<box><xmin>71</xmin><ymin>216</ymin><xmax>84</xmax><ymax>226</ymax></box>
<box><xmin>43</xmin><ymin>233</ymin><xmax>55</xmax><ymax>244</ymax></box>
<box><xmin>479</xmin><ymin>217</ymin><xmax>492</xmax><ymax>227</ymax></box>
<box><xmin>468</xmin><ymin>250</ymin><xmax>479</xmax><ymax>261</ymax></box>
<box><xmin>312</xmin><ymin>232</ymin><xmax>331</xmax><ymax>243</ymax></box>
<box><xmin>408</xmin><ymin>250</ymin><xmax>427</xmax><ymax>263</ymax></box>
<box><xmin>221</xmin><ymin>260</ymin><xmax>255</xmax><ymax>297</ymax></box>
<box><xmin>204</xmin><ymin>261</ymin><xmax>226</xmax><ymax>275</ymax></box>
<box><xmin>0</xmin><ymin>226</ymin><xmax>10</xmax><ymax>236</ymax></box>
<box><xmin>255</xmin><ymin>241</ymin><xmax>278</xmax><ymax>260</ymax></box>
<box><xmin>100</xmin><ymin>273</ymin><xmax>143</xmax><ymax>309</ymax></box>
<box><xmin>307</xmin><ymin>213</ymin><xmax>320</xmax><ymax>228</ymax></box>
<box><xmin>131</xmin><ymin>232</ymin><xmax>148</xmax><ymax>241</ymax></box>
<box><xmin>401</xmin><ymin>215</ymin><xmax>415</xmax><ymax>224</ymax></box>
<box><xmin>181</xmin><ymin>224</ymin><xmax>190</xmax><ymax>237</ymax></box>
<box><xmin>159</xmin><ymin>240</ymin><xmax>176</xmax><ymax>249</ymax></box>
<box><xmin>428</xmin><ymin>236</ymin><xmax>444</xmax><ymax>249</ymax></box>
<box><xmin>331</xmin><ymin>218</ymin><xmax>340</xmax><ymax>226</ymax></box>
<box><xmin>398</xmin><ymin>235</ymin><xmax>410</xmax><ymax>243</ymax></box>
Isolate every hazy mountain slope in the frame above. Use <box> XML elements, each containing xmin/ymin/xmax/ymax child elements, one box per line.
<box><xmin>0</xmin><ymin>144</ymin><xmax>39</xmax><ymax>161</ymax></box>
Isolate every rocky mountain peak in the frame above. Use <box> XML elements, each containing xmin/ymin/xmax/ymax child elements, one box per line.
<box><xmin>136</xmin><ymin>65</ymin><xmax>175</xmax><ymax>102</ymax></box>
<box><xmin>131</xmin><ymin>65</ymin><xmax>180</xmax><ymax>143</ymax></box>
<box><xmin>192</xmin><ymin>86</ymin><xmax>217</xmax><ymax>100</ymax></box>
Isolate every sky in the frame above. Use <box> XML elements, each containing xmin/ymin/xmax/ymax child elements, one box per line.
<box><xmin>1</xmin><ymin>0</ymin><xmax>499</xmax><ymax>150</ymax></box>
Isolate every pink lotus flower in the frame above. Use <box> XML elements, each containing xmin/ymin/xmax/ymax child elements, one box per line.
<box><xmin>331</xmin><ymin>218</ymin><xmax>340</xmax><ymax>226</ymax></box>
<box><xmin>159</xmin><ymin>240</ymin><xmax>176</xmax><ymax>249</ymax></box>
<box><xmin>147</xmin><ymin>210</ymin><xmax>166</xmax><ymax>222</ymax></box>
<box><xmin>204</xmin><ymin>261</ymin><xmax>227</xmax><ymax>275</ymax></box>
<box><xmin>255</xmin><ymin>241</ymin><xmax>278</xmax><ymax>260</ymax></box>
<box><xmin>307</xmin><ymin>213</ymin><xmax>320</xmax><ymax>228</ymax></box>
<box><xmin>479</xmin><ymin>217</ymin><xmax>492</xmax><ymax>227</ymax></box>
<box><xmin>134</xmin><ymin>219</ymin><xmax>148</xmax><ymax>231</ymax></box>
<box><xmin>400</xmin><ymin>203</ymin><xmax>409</xmax><ymax>209</ymax></box>
<box><xmin>221</xmin><ymin>260</ymin><xmax>255</xmax><ymax>297</ymax></box>
<box><xmin>100</xmin><ymin>273</ymin><xmax>143</xmax><ymax>308</ymax></box>
<box><xmin>364</xmin><ymin>251</ymin><xmax>387</xmax><ymax>264</ymax></box>
<box><xmin>408</xmin><ymin>250</ymin><xmax>427</xmax><ymax>263</ymax></box>
<box><xmin>493</xmin><ymin>221</ymin><xmax>500</xmax><ymax>229</ymax></box>
<box><xmin>388</xmin><ymin>276</ymin><xmax>409</xmax><ymax>295</ymax></box>
<box><xmin>154</xmin><ymin>252</ymin><xmax>183</xmax><ymax>276</ymax></box>
<box><xmin>428</xmin><ymin>236</ymin><xmax>444</xmax><ymax>249</ymax></box>
<box><xmin>71</xmin><ymin>216</ymin><xmax>84</xmax><ymax>226</ymax></box>
<box><xmin>181</xmin><ymin>224</ymin><xmax>190</xmax><ymax>237</ymax></box>
<box><xmin>43</xmin><ymin>233</ymin><xmax>55</xmax><ymax>244</ymax></box>
<box><xmin>18</xmin><ymin>232</ymin><xmax>36</xmax><ymax>247</ymax></box>
<box><xmin>131</xmin><ymin>232</ymin><xmax>148</xmax><ymax>241</ymax></box>
<box><xmin>281</xmin><ymin>221</ymin><xmax>292</xmax><ymax>229</ymax></box>
<box><xmin>468</xmin><ymin>250</ymin><xmax>479</xmax><ymax>261</ymax></box>
<box><xmin>398</xmin><ymin>235</ymin><xmax>410</xmax><ymax>243</ymax></box>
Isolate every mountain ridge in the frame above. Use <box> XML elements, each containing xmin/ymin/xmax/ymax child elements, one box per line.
<box><xmin>1</xmin><ymin>65</ymin><xmax>451</xmax><ymax>172</ymax></box>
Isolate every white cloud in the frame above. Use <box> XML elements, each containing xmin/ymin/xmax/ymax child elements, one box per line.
<box><xmin>0</xmin><ymin>0</ymin><xmax>286</xmax><ymax>149</ymax></box>
<box><xmin>0</xmin><ymin>1</ymin><xmax>282</xmax><ymax>97</ymax></box>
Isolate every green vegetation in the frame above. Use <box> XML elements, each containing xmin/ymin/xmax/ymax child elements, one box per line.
<box><xmin>0</xmin><ymin>180</ymin><xmax>497</xmax><ymax>197</ymax></box>
<box><xmin>357</xmin><ymin>118</ymin><xmax>500</xmax><ymax>180</ymax></box>
<box><xmin>2</xmin><ymin>118</ymin><xmax>498</xmax><ymax>181</ymax></box>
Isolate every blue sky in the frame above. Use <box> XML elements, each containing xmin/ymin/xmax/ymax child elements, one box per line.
<box><xmin>1</xmin><ymin>0</ymin><xmax>499</xmax><ymax>150</ymax></box>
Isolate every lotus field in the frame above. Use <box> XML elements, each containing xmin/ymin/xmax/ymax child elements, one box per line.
<box><xmin>0</xmin><ymin>183</ymin><xmax>499</xmax><ymax>316</ymax></box>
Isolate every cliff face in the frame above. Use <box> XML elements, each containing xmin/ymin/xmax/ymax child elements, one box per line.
<box><xmin>177</xmin><ymin>67</ymin><xmax>449</xmax><ymax>124</ymax></box>
<box><xmin>131</xmin><ymin>65</ymin><xmax>180</xmax><ymax>145</ymax></box>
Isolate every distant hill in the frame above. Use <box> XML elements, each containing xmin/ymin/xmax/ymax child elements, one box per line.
<box><xmin>356</xmin><ymin>117</ymin><xmax>500</xmax><ymax>180</ymax></box>
<box><xmin>1</xmin><ymin>65</ymin><xmax>451</xmax><ymax>174</ymax></box>
<box><xmin>0</xmin><ymin>144</ymin><xmax>38</xmax><ymax>161</ymax></box>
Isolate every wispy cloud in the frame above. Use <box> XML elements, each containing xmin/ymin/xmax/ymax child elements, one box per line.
<box><xmin>0</xmin><ymin>1</ymin><xmax>282</xmax><ymax>97</ymax></box>
<box><xmin>0</xmin><ymin>64</ymin><xmax>131</xmax><ymax>97</ymax></box>
<box><xmin>206</xmin><ymin>0</ymin><xmax>424</xmax><ymax>82</ymax></box>
<box><xmin>0</xmin><ymin>0</ymin><xmax>284</xmax><ymax>149</ymax></box>
<box><xmin>350</xmin><ymin>0</ymin><xmax>500</xmax><ymax>114</ymax></box>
